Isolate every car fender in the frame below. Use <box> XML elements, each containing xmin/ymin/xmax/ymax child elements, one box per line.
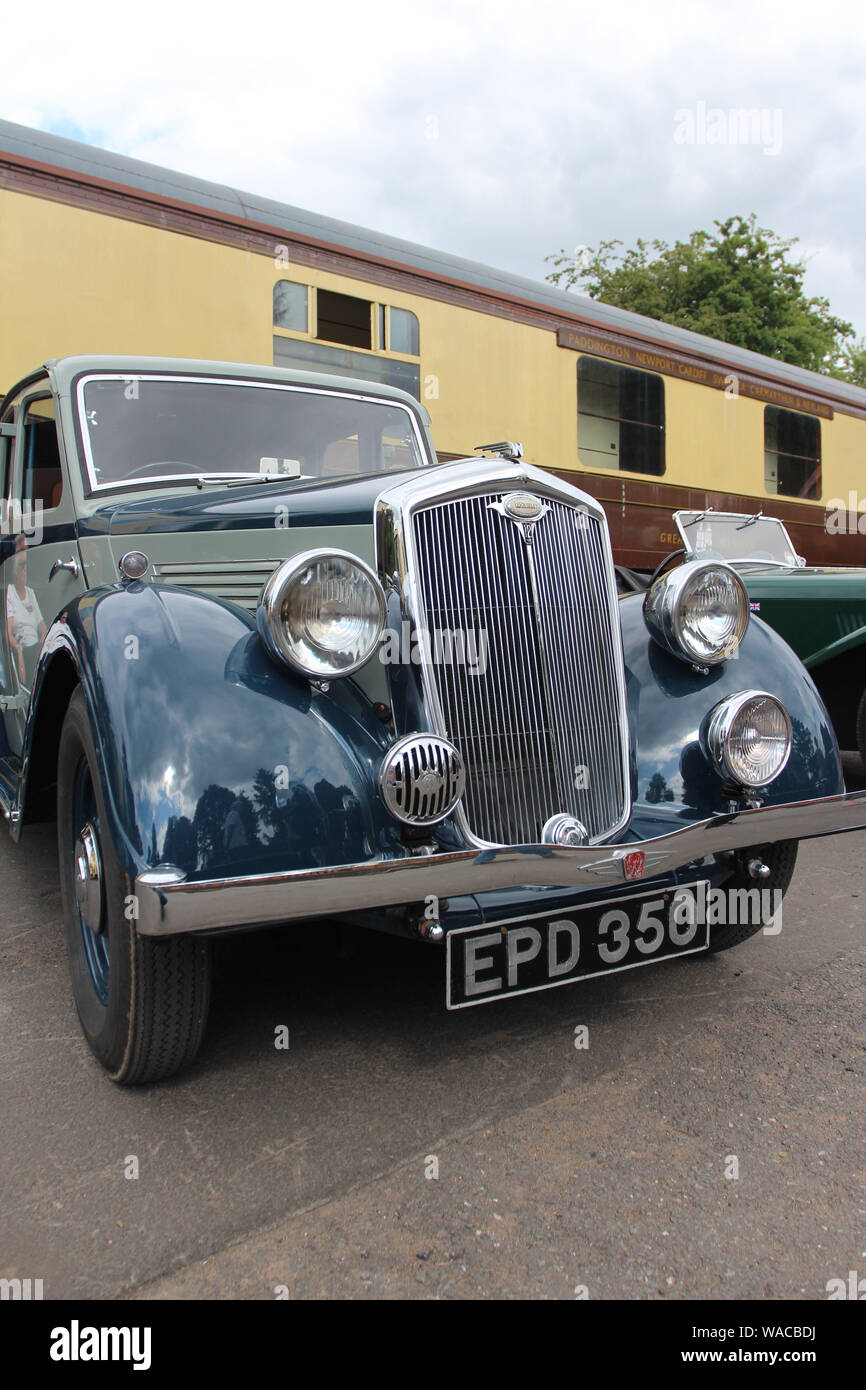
<box><xmin>618</xmin><ymin>593</ymin><xmax>844</xmax><ymax>835</ymax></box>
<box><xmin>18</xmin><ymin>583</ymin><xmax>402</xmax><ymax>880</ymax></box>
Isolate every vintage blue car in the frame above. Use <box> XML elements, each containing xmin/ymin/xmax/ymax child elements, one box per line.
<box><xmin>2</xmin><ymin>356</ymin><xmax>865</xmax><ymax>1083</ymax></box>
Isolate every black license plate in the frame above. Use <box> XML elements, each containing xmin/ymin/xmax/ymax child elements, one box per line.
<box><xmin>446</xmin><ymin>882</ymin><xmax>710</xmax><ymax>1009</ymax></box>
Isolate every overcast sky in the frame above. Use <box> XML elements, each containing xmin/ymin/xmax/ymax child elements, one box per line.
<box><xmin>4</xmin><ymin>0</ymin><xmax>865</xmax><ymax>339</ymax></box>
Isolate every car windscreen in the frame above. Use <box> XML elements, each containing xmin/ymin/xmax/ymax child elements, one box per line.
<box><xmin>77</xmin><ymin>375</ymin><xmax>427</xmax><ymax>490</ymax></box>
<box><xmin>677</xmin><ymin>512</ymin><xmax>798</xmax><ymax>566</ymax></box>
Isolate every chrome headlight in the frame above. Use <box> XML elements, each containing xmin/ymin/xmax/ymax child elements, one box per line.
<box><xmin>257</xmin><ymin>550</ymin><xmax>386</xmax><ymax>679</ymax></box>
<box><xmin>706</xmin><ymin>690</ymin><xmax>793</xmax><ymax>787</ymax></box>
<box><xmin>644</xmin><ymin>560</ymin><xmax>749</xmax><ymax>666</ymax></box>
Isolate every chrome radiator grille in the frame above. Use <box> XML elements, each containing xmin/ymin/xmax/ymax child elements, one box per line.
<box><xmin>411</xmin><ymin>492</ymin><xmax>628</xmax><ymax>845</ymax></box>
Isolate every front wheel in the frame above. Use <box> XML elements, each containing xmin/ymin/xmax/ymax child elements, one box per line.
<box><xmin>706</xmin><ymin>839</ymin><xmax>799</xmax><ymax>953</ymax></box>
<box><xmin>58</xmin><ymin>688</ymin><xmax>212</xmax><ymax>1083</ymax></box>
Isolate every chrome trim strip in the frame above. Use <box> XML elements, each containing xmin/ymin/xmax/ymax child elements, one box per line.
<box><xmin>134</xmin><ymin>789</ymin><xmax>866</xmax><ymax>936</ymax></box>
<box><xmin>523</xmin><ymin>526</ymin><xmax>566</xmax><ymax>805</ymax></box>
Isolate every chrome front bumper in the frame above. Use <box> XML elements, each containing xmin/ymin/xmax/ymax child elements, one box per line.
<box><xmin>134</xmin><ymin>790</ymin><xmax>866</xmax><ymax>937</ymax></box>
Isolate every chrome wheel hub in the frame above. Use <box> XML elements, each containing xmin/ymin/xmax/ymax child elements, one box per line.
<box><xmin>74</xmin><ymin>822</ymin><xmax>103</xmax><ymax>934</ymax></box>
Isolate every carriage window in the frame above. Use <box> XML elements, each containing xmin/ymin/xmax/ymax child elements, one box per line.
<box><xmin>273</xmin><ymin>281</ymin><xmax>308</xmax><ymax>332</ymax></box>
<box><xmin>0</xmin><ymin>424</ymin><xmax>10</xmax><ymax>500</ymax></box>
<box><xmin>764</xmin><ymin>407</ymin><xmax>821</xmax><ymax>500</ymax></box>
<box><xmin>577</xmin><ymin>357</ymin><xmax>665</xmax><ymax>476</ymax></box>
<box><xmin>388</xmin><ymin>308</ymin><xmax>420</xmax><ymax>356</ymax></box>
<box><xmin>273</xmin><ymin>337</ymin><xmax>421</xmax><ymax>397</ymax></box>
<box><xmin>22</xmin><ymin>397</ymin><xmax>63</xmax><ymax>510</ymax></box>
<box><xmin>316</xmin><ymin>290</ymin><xmax>372</xmax><ymax>350</ymax></box>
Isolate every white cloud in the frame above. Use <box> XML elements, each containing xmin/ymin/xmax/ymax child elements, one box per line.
<box><xmin>3</xmin><ymin>0</ymin><xmax>865</xmax><ymax>336</ymax></box>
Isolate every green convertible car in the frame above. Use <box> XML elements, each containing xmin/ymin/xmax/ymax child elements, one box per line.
<box><xmin>674</xmin><ymin>509</ymin><xmax>866</xmax><ymax>774</ymax></box>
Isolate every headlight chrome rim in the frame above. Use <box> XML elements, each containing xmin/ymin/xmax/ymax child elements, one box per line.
<box><xmin>257</xmin><ymin>549</ymin><xmax>386</xmax><ymax>679</ymax></box>
<box><xmin>706</xmin><ymin>690</ymin><xmax>793</xmax><ymax>788</ymax></box>
<box><xmin>644</xmin><ymin>559</ymin><xmax>749</xmax><ymax>667</ymax></box>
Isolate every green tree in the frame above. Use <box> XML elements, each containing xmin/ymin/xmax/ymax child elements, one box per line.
<box><xmin>828</xmin><ymin>336</ymin><xmax>866</xmax><ymax>388</ymax></box>
<box><xmin>546</xmin><ymin>215</ymin><xmax>866</xmax><ymax>386</ymax></box>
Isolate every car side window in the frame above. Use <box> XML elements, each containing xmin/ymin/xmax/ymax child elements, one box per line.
<box><xmin>0</xmin><ymin>426</ymin><xmax>10</xmax><ymax>504</ymax></box>
<box><xmin>21</xmin><ymin>396</ymin><xmax>63</xmax><ymax>512</ymax></box>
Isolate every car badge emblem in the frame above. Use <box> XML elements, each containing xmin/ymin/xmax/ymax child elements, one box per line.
<box><xmin>417</xmin><ymin>768</ymin><xmax>445</xmax><ymax>796</ymax></box>
<box><xmin>489</xmin><ymin>491</ymin><xmax>550</xmax><ymax>533</ymax></box>
<box><xmin>580</xmin><ymin>848</ymin><xmax>669</xmax><ymax>881</ymax></box>
<box><xmin>623</xmin><ymin>851</ymin><xmax>646</xmax><ymax>880</ymax></box>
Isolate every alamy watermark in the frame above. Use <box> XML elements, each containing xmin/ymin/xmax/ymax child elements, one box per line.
<box><xmin>0</xmin><ymin>1276</ymin><xmax>43</xmax><ymax>1300</ymax></box>
<box><xmin>825</xmin><ymin>493</ymin><xmax>866</xmax><ymax>535</ymax></box>
<box><xmin>1</xmin><ymin>499</ymin><xmax>43</xmax><ymax>544</ymax></box>
<box><xmin>676</xmin><ymin>881</ymin><xmax>783</xmax><ymax>934</ymax></box>
<box><xmin>826</xmin><ymin>1270</ymin><xmax>866</xmax><ymax>1299</ymax></box>
<box><xmin>674</xmin><ymin>102</ymin><xmax>783</xmax><ymax>157</ymax></box>
<box><xmin>49</xmin><ymin>1322</ymin><xmax>151</xmax><ymax>1370</ymax></box>
<box><xmin>379</xmin><ymin>622</ymin><xmax>488</xmax><ymax>674</ymax></box>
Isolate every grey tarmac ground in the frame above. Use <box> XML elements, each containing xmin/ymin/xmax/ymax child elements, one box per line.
<box><xmin>1</xmin><ymin>757</ymin><xmax>864</xmax><ymax>1301</ymax></box>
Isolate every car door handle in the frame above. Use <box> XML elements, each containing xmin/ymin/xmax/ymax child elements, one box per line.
<box><xmin>49</xmin><ymin>557</ymin><xmax>80</xmax><ymax>582</ymax></box>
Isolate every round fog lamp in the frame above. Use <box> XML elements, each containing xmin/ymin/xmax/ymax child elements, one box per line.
<box><xmin>707</xmin><ymin>691</ymin><xmax>793</xmax><ymax>787</ymax></box>
<box><xmin>380</xmin><ymin>734</ymin><xmax>465</xmax><ymax>826</ymax></box>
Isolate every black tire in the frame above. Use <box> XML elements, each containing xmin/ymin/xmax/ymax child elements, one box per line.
<box><xmin>705</xmin><ymin>839</ymin><xmax>799</xmax><ymax>953</ymax></box>
<box><xmin>58</xmin><ymin>687</ymin><xmax>211</xmax><ymax>1083</ymax></box>
<box><xmin>856</xmin><ymin>686</ymin><xmax>866</xmax><ymax>777</ymax></box>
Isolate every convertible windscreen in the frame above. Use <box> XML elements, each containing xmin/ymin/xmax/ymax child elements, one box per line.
<box><xmin>677</xmin><ymin>511</ymin><xmax>799</xmax><ymax>567</ymax></box>
<box><xmin>77</xmin><ymin>375</ymin><xmax>426</xmax><ymax>489</ymax></box>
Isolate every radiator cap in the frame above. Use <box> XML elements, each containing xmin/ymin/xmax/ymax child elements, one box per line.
<box><xmin>542</xmin><ymin>814</ymin><xmax>588</xmax><ymax>847</ymax></box>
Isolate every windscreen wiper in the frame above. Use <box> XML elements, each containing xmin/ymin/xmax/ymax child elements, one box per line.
<box><xmin>192</xmin><ymin>473</ymin><xmax>266</xmax><ymax>488</ymax></box>
<box><xmin>189</xmin><ymin>473</ymin><xmax>308</xmax><ymax>489</ymax></box>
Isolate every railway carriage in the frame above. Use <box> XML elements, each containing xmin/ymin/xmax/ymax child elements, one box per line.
<box><xmin>2</xmin><ymin>117</ymin><xmax>865</xmax><ymax>574</ymax></box>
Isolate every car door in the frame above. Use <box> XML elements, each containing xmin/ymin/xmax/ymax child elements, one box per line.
<box><xmin>0</xmin><ymin>386</ymin><xmax>85</xmax><ymax>757</ymax></box>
